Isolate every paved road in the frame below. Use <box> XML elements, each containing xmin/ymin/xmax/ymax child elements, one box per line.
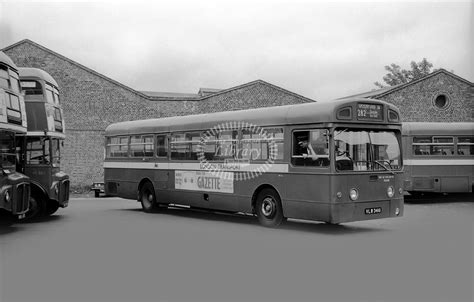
<box><xmin>1</xmin><ymin>195</ymin><xmax>473</xmax><ymax>302</ymax></box>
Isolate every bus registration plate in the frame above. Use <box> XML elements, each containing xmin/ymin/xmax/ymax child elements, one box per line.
<box><xmin>365</xmin><ymin>207</ymin><xmax>382</xmax><ymax>215</ymax></box>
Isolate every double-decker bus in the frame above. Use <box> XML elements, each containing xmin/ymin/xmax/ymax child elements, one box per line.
<box><xmin>402</xmin><ymin>122</ymin><xmax>474</xmax><ymax>194</ymax></box>
<box><xmin>104</xmin><ymin>98</ymin><xmax>404</xmax><ymax>227</ymax></box>
<box><xmin>18</xmin><ymin>67</ymin><xmax>69</xmax><ymax>218</ymax></box>
<box><xmin>0</xmin><ymin>51</ymin><xmax>30</xmax><ymax>222</ymax></box>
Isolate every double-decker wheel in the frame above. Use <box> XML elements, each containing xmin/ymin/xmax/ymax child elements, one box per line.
<box><xmin>45</xmin><ymin>201</ymin><xmax>59</xmax><ymax>216</ymax></box>
<box><xmin>25</xmin><ymin>195</ymin><xmax>45</xmax><ymax>220</ymax></box>
<box><xmin>140</xmin><ymin>182</ymin><xmax>159</xmax><ymax>213</ymax></box>
<box><xmin>256</xmin><ymin>188</ymin><xmax>284</xmax><ymax>227</ymax></box>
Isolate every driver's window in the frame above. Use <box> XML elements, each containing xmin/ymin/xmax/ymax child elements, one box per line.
<box><xmin>26</xmin><ymin>138</ymin><xmax>50</xmax><ymax>164</ymax></box>
<box><xmin>292</xmin><ymin>129</ymin><xmax>329</xmax><ymax>167</ymax></box>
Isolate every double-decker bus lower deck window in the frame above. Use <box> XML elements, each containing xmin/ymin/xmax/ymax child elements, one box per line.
<box><xmin>292</xmin><ymin>129</ymin><xmax>329</xmax><ymax>167</ymax></box>
<box><xmin>334</xmin><ymin>129</ymin><xmax>401</xmax><ymax>171</ymax></box>
<box><xmin>0</xmin><ymin>131</ymin><xmax>16</xmax><ymax>169</ymax></box>
<box><xmin>51</xmin><ymin>138</ymin><xmax>61</xmax><ymax>166</ymax></box>
<box><xmin>26</xmin><ymin>137</ymin><xmax>51</xmax><ymax>165</ymax></box>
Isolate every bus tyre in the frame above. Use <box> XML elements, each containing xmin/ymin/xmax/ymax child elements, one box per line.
<box><xmin>45</xmin><ymin>200</ymin><xmax>59</xmax><ymax>216</ymax></box>
<box><xmin>256</xmin><ymin>188</ymin><xmax>284</xmax><ymax>227</ymax></box>
<box><xmin>25</xmin><ymin>195</ymin><xmax>45</xmax><ymax>220</ymax></box>
<box><xmin>140</xmin><ymin>182</ymin><xmax>159</xmax><ymax>213</ymax></box>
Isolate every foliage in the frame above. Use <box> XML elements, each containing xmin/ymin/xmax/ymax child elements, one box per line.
<box><xmin>374</xmin><ymin>58</ymin><xmax>435</xmax><ymax>88</ymax></box>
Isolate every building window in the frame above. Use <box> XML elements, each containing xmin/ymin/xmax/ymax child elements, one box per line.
<box><xmin>433</xmin><ymin>94</ymin><xmax>449</xmax><ymax>109</ymax></box>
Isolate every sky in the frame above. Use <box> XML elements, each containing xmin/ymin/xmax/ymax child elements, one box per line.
<box><xmin>0</xmin><ymin>0</ymin><xmax>472</xmax><ymax>101</ymax></box>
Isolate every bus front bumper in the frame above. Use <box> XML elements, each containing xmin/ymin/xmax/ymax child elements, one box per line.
<box><xmin>329</xmin><ymin>197</ymin><xmax>404</xmax><ymax>224</ymax></box>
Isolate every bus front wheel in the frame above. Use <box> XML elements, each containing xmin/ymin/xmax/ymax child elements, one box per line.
<box><xmin>255</xmin><ymin>188</ymin><xmax>284</xmax><ymax>227</ymax></box>
<box><xmin>25</xmin><ymin>195</ymin><xmax>45</xmax><ymax>220</ymax></box>
<box><xmin>140</xmin><ymin>182</ymin><xmax>159</xmax><ymax>213</ymax></box>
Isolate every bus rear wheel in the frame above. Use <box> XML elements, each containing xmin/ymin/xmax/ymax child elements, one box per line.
<box><xmin>255</xmin><ymin>188</ymin><xmax>284</xmax><ymax>227</ymax></box>
<box><xmin>140</xmin><ymin>182</ymin><xmax>159</xmax><ymax>213</ymax></box>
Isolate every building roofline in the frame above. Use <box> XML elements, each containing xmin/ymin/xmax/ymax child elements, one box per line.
<box><xmin>338</xmin><ymin>69</ymin><xmax>474</xmax><ymax>100</ymax></box>
<box><xmin>197</xmin><ymin>79</ymin><xmax>316</xmax><ymax>103</ymax></box>
<box><xmin>3</xmin><ymin>39</ymin><xmax>150</xmax><ymax>99</ymax></box>
<box><xmin>375</xmin><ymin>69</ymin><xmax>474</xmax><ymax>98</ymax></box>
<box><xmin>4</xmin><ymin>40</ymin><xmax>316</xmax><ymax>104</ymax></box>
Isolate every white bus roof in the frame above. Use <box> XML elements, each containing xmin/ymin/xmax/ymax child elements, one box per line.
<box><xmin>19</xmin><ymin>67</ymin><xmax>59</xmax><ymax>87</ymax></box>
<box><xmin>105</xmin><ymin>98</ymin><xmax>400</xmax><ymax>136</ymax></box>
<box><xmin>0</xmin><ymin>51</ymin><xmax>18</xmax><ymax>70</ymax></box>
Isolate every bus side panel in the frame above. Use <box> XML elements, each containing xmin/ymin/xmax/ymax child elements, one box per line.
<box><xmin>406</xmin><ymin>165</ymin><xmax>473</xmax><ymax>193</ymax></box>
<box><xmin>282</xmin><ymin>174</ymin><xmax>331</xmax><ymax>221</ymax></box>
<box><xmin>105</xmin><ymin>168</ymin><xmax>155</xmax><ymax>200</ymax></box>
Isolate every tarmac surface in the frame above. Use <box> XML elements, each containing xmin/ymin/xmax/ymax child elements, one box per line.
<box><xmin>1</xmin><ymin>194</ymin><xmax>473</xmax><ymax>302</ymax></box>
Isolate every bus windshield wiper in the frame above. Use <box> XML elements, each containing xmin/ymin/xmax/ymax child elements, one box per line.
<box><xmin>372</xmin><ymin>160</ymin><xmax>395</xmax><ymax>174</ymax></box>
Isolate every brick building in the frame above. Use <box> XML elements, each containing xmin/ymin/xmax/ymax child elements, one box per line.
<box><xmin>3</xmin><ymin>39</ymin><xmax>314</xmax><ymax>189</ymax></box>
<box><xmin>340</xmin><ymin>69</ymin><xmax>474</xmax><ymax>122</ymax></box>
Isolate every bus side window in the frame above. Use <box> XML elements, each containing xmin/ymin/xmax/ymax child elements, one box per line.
<box><xmin>156</xmin><ymin>135</ymin><xmax>168</xmax><ymax>158</ymax></box>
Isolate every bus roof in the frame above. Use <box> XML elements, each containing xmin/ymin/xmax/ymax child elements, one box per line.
<box><xmin>402</xmin><ymin>122</ymin><xmax>474</xmax><ymax>136</ymax></box>
<box><xmin>0</xmin><ymin>51</ymin><xmax>18</xmax><ymax>71</ymax></box>
<box><xmin>19</xmin><ymin>67</ymin><xmax>59</xmax><ymax>87</ymax></box>
<box><xmin>105</xmin><ymin>98</ymin><xmax>400</xmax><ymax>136</ymax></box>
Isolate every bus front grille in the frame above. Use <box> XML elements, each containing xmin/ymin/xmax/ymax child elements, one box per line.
<box><xmin>59</xmin><ymin>180</ymin><xmax>70</xmax><ymax>203</ymax></box>
<box><xmin>15</xmin><ymin>183</ymin><xmax>30</xmax><ymax>214</ymax></box>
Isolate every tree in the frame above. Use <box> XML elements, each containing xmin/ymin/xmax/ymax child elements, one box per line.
<box><xmin>374</xmin><ymin>58</ymin><xmax>435</xmax><ymax>88</ymax></box>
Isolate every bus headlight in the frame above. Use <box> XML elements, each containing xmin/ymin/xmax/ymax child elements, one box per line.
<box><xmin>387</xmin><ymin>186</ymin><xmax>395</xmax><ymax>198</ymax></box>
<box><xmin>5</xmin><ymin>190</ymin><xmax>11</xmax><ymax>203</ymax></box>
<box><xmin>349</xmin><ymin>188</ymin><xmax>359</xmax><ymax>201</ymax></box>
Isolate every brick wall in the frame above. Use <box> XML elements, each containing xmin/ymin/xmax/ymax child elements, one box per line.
<box><xmin>378</xmin><ymin>73</ymin><xmax>473</xmax><ymax>122</ymax></box>
<box><xmin>4</xmin><ymin>41</ymin><xmax>312</xmax><ymax>189</ymax></box>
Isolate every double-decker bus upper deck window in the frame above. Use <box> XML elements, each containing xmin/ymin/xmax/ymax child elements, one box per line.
<box><xmin>292</xmin><ymin>129</ymin><xmax>329</xmax><ymax>167</ymax></box>
<box><xmin>130</xmin><ymin>135</ymin><xmax>154</xmax><ymax>157</ymax></box>
<box><xmin>45</xmin><ymin>83</ymin><xmax>55</xmax><ymax>104</ymax></box>
<box><xmin>457</xmin><ymin>137</ymin><xmax>474</xmax><ymax>156</ymax></box>
<box><xmin>9</xmin><ymin>70</ymin><xmax>20</xmax><ymax>93</ymax></box>
<box><xmin>21</xmin><ymin>80</ymin><xmax>43</xmax><ymax>95</ymax></box>
<box><xmin>0</xmin><ymin>65</ymin><xmax>8</xmax><ymax>89</ymax></box>
<box><xmin>53</xmin><ymin>87</ymin><xmax>60</xmax><ymax>105</ymax></box>
<box><xmin>335</xmin><ymin>128</ymin><xmax>401</xmax><ymax>171</ymax></box>
<box><xmin>106</xmin><ymin>136</ymin><xmax>129</xmax><ymax>158</ymax></box>
<box><xmin>5</xmin><ymin>93</ymin><xmax>21</xmax><ymax>121</ymax></box>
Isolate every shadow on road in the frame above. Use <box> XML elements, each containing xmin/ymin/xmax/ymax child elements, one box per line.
<box><xmin>0</xmin><ymin>225</ymin><xmax>20</xmax><ymax>235</ymax></box>
<box><xmin>116</xmin><ymin>206</ymin><xmax>387</xmax><ymax>235</ymax></box>
<box><xmin>405</xmin><ymin>192</ymin><xmax>474</xmax><ymax>204</ymax></box>
<box><xmin>17</xmin><ymin>214</ymin><xmax>65</xmax><ymax>225</ymax></box>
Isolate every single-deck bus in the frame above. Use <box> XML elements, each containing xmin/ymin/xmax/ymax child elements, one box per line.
<box><xmin>19</xmin><ymin>67</ymin><xmax>69</xmax><ymax>218</ymax></box>
<box><xmin>104</xmin><ymin>98</ymin><xmax>404</xmax><ymax>227</ymax></box>
<box><xmin>402</xmin><ymin>122</ymin><xmax>474</xmax><ymax>194</ymax></box>
<box><xmin>0</xmin><ymin>51</ymin><xmax>30</xmax><ymax>221</ymax></box>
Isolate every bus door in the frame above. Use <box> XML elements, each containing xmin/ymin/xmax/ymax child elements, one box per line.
<box><xmin>153</xmin><ymin>134</ymin><xmax>169</xmax><ymax>190</ymax></box>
